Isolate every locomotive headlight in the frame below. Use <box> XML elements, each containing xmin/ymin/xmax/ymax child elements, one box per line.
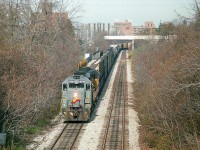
<box><xmin>74</xmin><ymin>92</ymin><xmax>78</xmax><ymax>98</ymax></box>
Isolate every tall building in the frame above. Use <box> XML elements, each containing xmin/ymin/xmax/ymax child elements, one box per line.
<box><xmin>114</xmin><ymin>20</ymin><xmax>134</xmax><ymax>35</ymax></box>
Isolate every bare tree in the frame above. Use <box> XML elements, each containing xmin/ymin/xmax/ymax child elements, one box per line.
<box><xmin>0</xmin><ymin>0</ymin><xmax>82</xmax><ymax>147</ymax></box>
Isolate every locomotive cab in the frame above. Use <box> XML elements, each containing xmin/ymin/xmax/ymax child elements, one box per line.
<box><xmin>61</xmin><ymin>67</ymin><xmax>99</xmax><ymax>121</ymax></box>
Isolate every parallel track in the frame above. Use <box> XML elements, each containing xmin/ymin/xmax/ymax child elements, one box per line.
<box><xmin>101</xmin><ymin>51</ymin><xmax>128</xmax><ymax>150</ymax></box>
<box><xmin>50</xmin><ymin>123</ymin><xmax>83</xmax><ymax>150</ymax></box>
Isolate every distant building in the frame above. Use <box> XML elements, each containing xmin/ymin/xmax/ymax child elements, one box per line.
<box><xmin>114</xmin><ymin>20</ymin><xmax>134</xmax><ymax>35</ymax></box>
<box><xmin>144</xmin><ymin>21</ymin><xmax>156</xmax><ymax>28</ymax></box>
<box><xmin>133</xmin><ymin>26</ymin><xmax>143</xmax><ymax>35</ymax></box>
<box><xmin>113</xmin><ymin>20</ymin><xmax>156</xmax><ymax>35</ymax></box>
<box><xmin>143</xmin><ymin>21</ymin><xmax>156</xmax><ymax>34</ymax></box>
<box><xmin>134</xmin><ymin>21</ymin><xmax>156</xmax><ymax>35</ymax></box>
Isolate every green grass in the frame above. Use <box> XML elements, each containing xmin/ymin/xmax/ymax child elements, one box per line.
<box><xmin>25</xmin><ymin>126</ymin><xmax>40</xmax><ymax>134</ymax></box>
<box><xmin>36</xmin><ymin>119</ymin><xmax>50</xmax><ymax>128</ymax></box>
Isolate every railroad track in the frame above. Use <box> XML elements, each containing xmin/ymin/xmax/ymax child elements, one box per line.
<box><xmin>100</xmin><ymin>51</ymin><xmax>128</xmax><ymax>150</ymax></box>
<box><xmin>50</xmin><ymin>123</ymin><xmax>83</xmax><ymax>150</ymax></box>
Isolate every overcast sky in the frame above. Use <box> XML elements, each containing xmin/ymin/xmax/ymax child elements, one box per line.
<box><xmin>78</xmin><ymin>0</ymin><xmax>193</xmax><ymax>26</ymax></box>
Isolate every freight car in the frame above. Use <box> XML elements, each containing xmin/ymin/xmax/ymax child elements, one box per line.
<box><xmin>78</xmin><ymin>51</ymin><xmax>103</xmax><ymax>69</ymax></box>
<box><xmin>120</xmin><ymin>43</ymin><xmax>128</xmax><ymax>50</ymax></box>
<box><xmin>61</xmin><ymin>44</ymin><xmax>122</xmax><ymax>122</ymax></box>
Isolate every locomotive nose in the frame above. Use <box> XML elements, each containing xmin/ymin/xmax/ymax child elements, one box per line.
<box><xmin>70</xmin><ymin>89</ymin><xmax>85</xmax><ymax>108</ymax></box>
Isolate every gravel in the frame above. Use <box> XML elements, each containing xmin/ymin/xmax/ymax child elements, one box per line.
<box><xmin>126</xmin><ymin>51</ymin><xmax>140</xmax><ymax>150</ymax></box>
<box><xmin>26</xmin><ymin>116</ymin><xmax>65</xmax><ymax>150</ymax></box>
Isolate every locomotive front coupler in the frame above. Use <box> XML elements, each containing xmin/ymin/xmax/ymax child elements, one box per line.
<box><xmin>70</xmin><ymin>106</ymin><xmax>83</xmax><ymax>117</ymax></box>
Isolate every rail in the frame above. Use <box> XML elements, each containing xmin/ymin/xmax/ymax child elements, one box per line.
<box><xmin>101</xmin><ymin>51</ymin><xmax>128</xmax><ymax>150</ymax></box>
<box><xmin>50</xmin><ymin>123</ymin><xmax>83</xmax><ymax>150</ymax></box>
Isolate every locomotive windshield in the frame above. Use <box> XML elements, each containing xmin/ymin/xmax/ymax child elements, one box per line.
<box><xmin>69</xmin><ymin>83</ymin><xmax>84</xmax><ymax>88</ymax></box>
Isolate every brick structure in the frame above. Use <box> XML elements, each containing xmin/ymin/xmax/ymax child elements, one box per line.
<box><xmin>134</xmin><ymin>21</ymin><xmax>156</xmax><ymax>35</ymax></box>
<box><xmin>114</xmin><ymin>20</ymin><xmax>134</xmax><ymax>35</ymax></box>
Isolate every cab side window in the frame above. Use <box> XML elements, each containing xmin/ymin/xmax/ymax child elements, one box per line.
<box><xmin>63</xmin><ymin>84</ymin><xmax>67</xmax><ymax>91</ymax></box>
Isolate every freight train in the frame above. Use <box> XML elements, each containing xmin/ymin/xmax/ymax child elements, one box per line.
<box><xmin>120</xmin><ymin>43</ymin><xmax>128</xmax><ymax>50</ymax></box>
<box><xmin>61</xmin><ymin>44</ymin><xmax>127</xmax><ymax>122</ymax></box>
